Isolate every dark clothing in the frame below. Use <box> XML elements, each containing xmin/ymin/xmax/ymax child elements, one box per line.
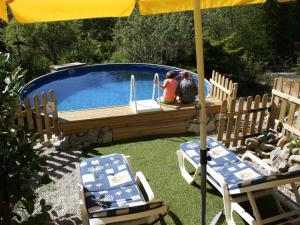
<box><xmin>177</xmin><ymin>79</ymin><xmax>198</xmax><ymax>104</ymax></box>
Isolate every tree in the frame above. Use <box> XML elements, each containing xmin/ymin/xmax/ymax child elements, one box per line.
<box><xmin>112</xmin><ymin>11</ymin><xmax>195</xmax><ymax>66</ymax></box>
<box><xmin>264</xmin><ymin>0</ymin><xmax>300</xmax><ymax>67</ymax></box>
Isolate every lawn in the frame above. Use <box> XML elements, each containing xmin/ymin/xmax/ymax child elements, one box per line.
<box><xmin>82</xmin><ymin>133</ymin><xmax>245</xmax><ymax>225</ymax></box>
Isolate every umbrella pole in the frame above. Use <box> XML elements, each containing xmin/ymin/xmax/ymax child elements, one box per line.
<box><xmin>193</xmin><ymin>0</ymin><xmax>208</xmax><ymax>225</ymax></box>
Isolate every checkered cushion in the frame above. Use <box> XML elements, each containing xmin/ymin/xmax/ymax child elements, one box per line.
<box><xmin>181</xmin><ymin>137</ymin><xmax>300</xmax><ymax>190</ymax></box>
<box><xmin>213</xmin><ymin>161</ymin><xmax>264</xmax><ymax>189</ymax></box>
<box><xmin>80</xmin><ymin>154</ymin><xmax>163</xmax><ymax>219</ymax></box>
<box><xmin>80</xmin><ymin>154</ymin><xmax>135</xmax><ymax>192</ymax></box>
<box><xmin>180</xmin><ymin>137</ymin><xmax>239</xmax><ymax>167</ymax></box>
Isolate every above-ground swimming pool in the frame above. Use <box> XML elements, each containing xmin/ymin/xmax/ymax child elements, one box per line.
<box><xmin>21</xmin><ymin>64</ymin><xmax>211</xmax><ymax>112</ymax></box>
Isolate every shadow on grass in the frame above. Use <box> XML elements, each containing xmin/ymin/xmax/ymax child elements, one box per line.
<box><xmin>191</xmin><ymin>182</ymin><xmax>222</xmax><ymax>197</ymax></box>
<box><xmin>166</xmin><ymin>210</ymin><xmax>184</xmax><ymax>225</ymax></box>
<box><xmin>85</xmin><ymin>133</ymin><xmax>199</xmax><ymax>150</ymax></box>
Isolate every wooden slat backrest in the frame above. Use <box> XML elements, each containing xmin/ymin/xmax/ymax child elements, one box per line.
<box><xmin>269</xmin><ymin>78</ymin><xmax>300</xmax><ymax>138</ymax></box>
<box><xmin>218</xmin><ymin>94</ymin><xmax>269</xmax><ymax>148</ymax></box>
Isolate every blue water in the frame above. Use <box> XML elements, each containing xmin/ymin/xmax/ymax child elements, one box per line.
<box><xmin>23</xmin><ymin>65</ymin><xmax>210</xmax><ymax>112</ymax></box>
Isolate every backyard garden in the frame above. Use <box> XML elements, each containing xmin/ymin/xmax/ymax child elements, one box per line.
<box><xmin>1</xmin><ymin>0</ymin><xmax>300</xmax><ymax>225</ymax></box>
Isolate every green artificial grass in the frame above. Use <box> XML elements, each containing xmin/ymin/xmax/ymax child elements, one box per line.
<box><xmin>83</xmin><ymin>134</ymin><xmax>247</xmax><ymax>225</ymax></box>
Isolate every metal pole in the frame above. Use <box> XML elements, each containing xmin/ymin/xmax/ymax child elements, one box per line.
<box><xmin>193</xmin><ymin>0</ymin><xmax>208</xmax><ymax>225</ymax></box>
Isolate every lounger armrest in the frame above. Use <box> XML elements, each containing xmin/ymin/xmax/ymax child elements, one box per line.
<box><xmin>135</xmin><ymin>171</ymin><xmax>155</xmax><ymax>202</ymax></box>
<box><xmin>242</xmin><ymin>151</ymin><xmax>275</xmax><ymax>175</ymax></box>
<box><xmin>125</xmin><ymin>155</ymin><xmax>133</xmax><ymax>170</ymax></box>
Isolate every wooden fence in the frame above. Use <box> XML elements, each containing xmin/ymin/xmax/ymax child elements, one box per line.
<box><xmin>16</xmin><ymin>90</ymin><xmax>60</xmax><ymax>143</ymax></box>
<box><xmin>209</xmin><ymin>70</ymin><xmax>238</xmax><ymax>102</ymax></box>
<box><xmin>217</xmin><ymin>94</ymin><xmax>270</xmax><ymax>147</ymax></box>
<box><xmin>268</xmin><ymin>77</ymin><xmax>300</xmax><ymax>138</ymax></box>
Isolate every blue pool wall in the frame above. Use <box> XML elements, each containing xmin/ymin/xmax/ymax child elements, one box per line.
<box><xmin>21</xmin><ymin>63</ymin><xmax>211</xmax><ymax>110</ymax></box>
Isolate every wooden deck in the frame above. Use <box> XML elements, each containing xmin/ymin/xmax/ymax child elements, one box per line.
<box><xmin>59</xmin><ymin>97</ymin><xmax>222</xmax><ymax>141</ymax></box>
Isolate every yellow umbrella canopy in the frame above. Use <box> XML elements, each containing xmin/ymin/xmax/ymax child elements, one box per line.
<box><xmin>0</xmin><ymin>0</ymin><xmax>291</xmax><ymax>23</ymax></box>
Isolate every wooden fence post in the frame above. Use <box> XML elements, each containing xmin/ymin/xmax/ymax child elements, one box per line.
<box><xmin>33</xmin><ymin>95</ymin><xmax>45</xmax><ymax>143</ymax></box>
<box><xmin>24</xmin><ymin>97</ymin><xmax>34</xmax><ymax>130</ymax></box>
<box><xmin>257</xmin><ymin>94</ymin><xmax>268</xmax><ymax>133</ymax></box>
<box><xmin>241</xmin><ymin>96</ymin><xmax>253</xmax><ymax>145</ymax></box>
<box><xmin>232</xmin><ymin>97</ymin><xmax>244</xmax><ymax>147</ymax></box>
<box><xmin>41</xmin><ymin>92</ymin><xmax>52</xmax><ymax>141</ymax></box>
<box><xmin>217</xmin><ymin>100</ymin><xmax>228</xmax><ymax>143</ymax></box>
<box><xmin>50</xmin><ymin>90</ymin><xmax>60</xmax><ymax>137</ymax></box>
<box><xmin>225</xmin><ymin>99</ymin><xmax>236</xmax><ymax>147</ymax></box>
<box><xmin>16</xmin><ymin>105</ymin><xmax>24</xmax><ymax>128</ymax></box>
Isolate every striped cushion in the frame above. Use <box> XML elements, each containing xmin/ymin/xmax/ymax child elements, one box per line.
<box><xmin>80</xmin><ymin>154</ymin><xmax>135</xmax><ymax>192</ymax></box>
<box><xmin>180</xmin><ymin>137</ymin><xmax>300</xmax><ymax>190</ymax></box>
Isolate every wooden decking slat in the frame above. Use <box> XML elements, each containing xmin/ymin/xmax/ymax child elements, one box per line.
<box><xmin>59</xmin><ymin>98</ymin><xmax>222</xmax><ymax>136</ymax></box>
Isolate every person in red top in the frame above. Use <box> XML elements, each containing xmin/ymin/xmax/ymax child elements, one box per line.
<box><xmin>154</xmin><ymin>70</ymin><xmax>178</xmax><ymax>104</ymax></box>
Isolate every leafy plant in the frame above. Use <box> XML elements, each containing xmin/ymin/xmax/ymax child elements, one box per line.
<box><xmin>0</xmin><ymin>52</ymin><xmax>51</xmax><ymax>225</ymax></box>
<box><xmin>290</xmin><ymin>138</ymin><xmax>300</xmax><ymax>148</ymax></box>
<box><xmin>292</xmin><ymin>56</ymin><xmax>300</xmax><ymax>74</ymax></box>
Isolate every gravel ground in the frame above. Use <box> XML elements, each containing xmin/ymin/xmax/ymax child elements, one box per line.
<box><xmin>35</xmin><ymin>144</ymin><xmax>82</xmax><ymax>225</ymax></box>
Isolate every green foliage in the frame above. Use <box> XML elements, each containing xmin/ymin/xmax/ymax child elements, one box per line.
<box><xmin>0</xmin><ymin>52</ymin><xmax>51</xmax><ymax>225</ymax></box>
<box><xmin>112</xmin><ymin>11</ymin><xmax>195</xmax><ymax>65</ymax></box>
<box><xmin>264</xmin><ymin>0</ymin><xmax>300</xmax><ymax>68</ymax></box>
<box><xmin>293</xmin><ymin>65</ymin><xmax>300</xmax><ymax>74</ymax></box>
<box><xmin>203</xmin><ymin>34</ymin><xmax>244</xmax><ymax>77</ymax></box>
<box><xmin>203</xmin><ymin>5</ymin><xmax>271</xmax><ymax>61</ymax></box>
<box><xmin>292</xmin><ymin>57</ymin><xmax>300</xmax><ymax>74</ymax></box>
<box><xmin>3</xmin><ymin>19</ymin><xmax>117</xmax><ymax>79</ymax></box>
<box><xmin>290</xmin><ymin>138</ymin><xmax>300</xmax><ymax>148</ymax></box>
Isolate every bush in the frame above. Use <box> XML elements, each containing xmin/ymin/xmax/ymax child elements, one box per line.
<box><xmin>0</xmin><ymin>52</ymin><xmax>51</xmax><ymax>225</ymax></box>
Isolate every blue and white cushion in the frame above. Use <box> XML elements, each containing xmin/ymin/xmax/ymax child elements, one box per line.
<box><xmin>80</xmin><ymin>154</ymin><xmax>161</xmax><ymax>218</ymax></box>
<box><xmin>80</xmin><ymin>154</ymin><xmax>135</xmax><ymax>192</ymax></box>
<box><xmin>180</xmin><ymin>137</ymin><xmax>239</xmax><ymax>167</ymax></box>
<box><xmin>180</xmin><ymin>137</ymin><xmax>300</xmax><ymax>190</ymax></box>
<box><xmin>213</xmin><ymin>161</ymin><xmax>264</xmax><ymax>189</ymax></box>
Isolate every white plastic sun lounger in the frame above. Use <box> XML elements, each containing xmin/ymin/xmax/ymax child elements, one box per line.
<box><xmin>177</xmin><ymin>137</ymin><xmax>300</xmax><ymax>225</ymax></box>
<box><xmin>129</xmin><ymin>73</ymin><xmax>161</xmax><ymax>113</ymax></box>
<box><xmin>78</xmin><ymin>154</ymin><xmax>169</xmax><ymax>225</ymax></box>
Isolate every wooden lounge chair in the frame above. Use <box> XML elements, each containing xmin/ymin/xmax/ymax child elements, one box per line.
<box><xmin>177</xmin><ymin>137</ymin><xmax>300</xmax><ymax>225</ymax></box>
<box><xmin>78</xmin><ymin>154</ymin><xmax>169</xmax><ymax>225</ymax></box>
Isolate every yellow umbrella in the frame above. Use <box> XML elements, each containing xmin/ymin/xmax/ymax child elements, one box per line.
<box><xmin>0</xmin><ymin>0</ymin><xmax>291</xmax><ymax>224</ymax></box>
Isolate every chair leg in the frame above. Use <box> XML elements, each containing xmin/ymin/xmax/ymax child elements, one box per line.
<box><xmin>177</xmin><ymin>150</ymin><xmax>199</xmax><ymax>184</ymax></box>
<box><xmin>247</xmin><ymin>192</ymin><xmax>263</xmax><ymax>225</ymax></box>
<box><xmin>223</xmin><ymin>193</ymin><xmax>236</xmax><ymax>225</ymax></box>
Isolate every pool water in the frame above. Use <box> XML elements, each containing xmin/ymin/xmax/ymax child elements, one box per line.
<box><xmin>22</xmin><ymin>64</ymin><xmax>210</xmax><ymax>112</ymax></box>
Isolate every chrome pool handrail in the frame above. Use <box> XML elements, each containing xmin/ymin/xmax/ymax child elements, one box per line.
<box><xmin>129</xmin><ymin>75</ymin><xmax>137</xmax><ymax>111</ymax></box>
<box><xmin>152</xmin><ymin>73</ymin><xmax>160</xmax><ymax>105</ymax></box>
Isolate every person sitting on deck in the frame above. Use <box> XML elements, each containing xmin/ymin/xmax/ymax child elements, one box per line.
<box><xmin>176</xmin><ymin>71</ymin><xmax>198</xmax><ymax>104</ymax></box>
<box><xmin>154</xmin><ymin>70</ymin><xmax>178</xmax><ymax>104</ymax></box>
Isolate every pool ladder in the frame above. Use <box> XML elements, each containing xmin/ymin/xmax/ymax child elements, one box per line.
<box><xmin>129</xmin><ymin>73</ymin><xmax>161</xmax><ymax>112</ymax></box>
